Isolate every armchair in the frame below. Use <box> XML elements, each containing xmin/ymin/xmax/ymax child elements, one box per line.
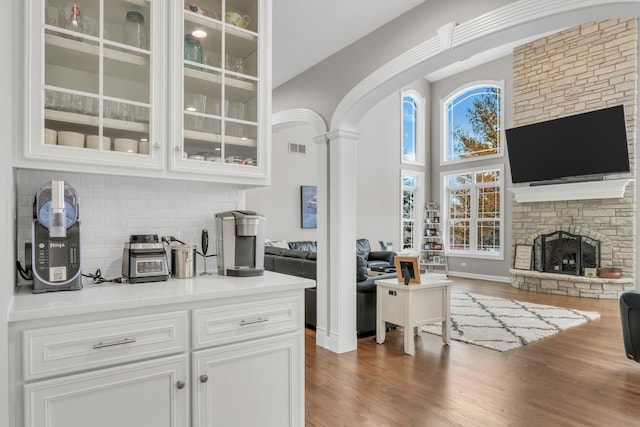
<box><xmin>356</xmin><ymin>238</ymin><xmax>396</xmax><ymax>269</ymax></box>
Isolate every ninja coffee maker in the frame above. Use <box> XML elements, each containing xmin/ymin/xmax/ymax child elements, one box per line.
<box><xmin>215</xmin><ymin>210</ymin><xmax>265</xmax><ymax>276</ymax></box>
<box><xmin>29</xmin><ymin>180</ymin><xmax>82</xmax><ymax>293</ymax></box>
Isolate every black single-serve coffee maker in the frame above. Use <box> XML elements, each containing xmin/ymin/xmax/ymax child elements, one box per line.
<box><xmin>29</xmin><ymin>180</ymin><xmax>82</xmax><ymax>293</ymax></box>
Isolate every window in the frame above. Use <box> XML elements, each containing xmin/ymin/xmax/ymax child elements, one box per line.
<box><xmin>401</xmin><ymin>171</ymin><xmax>424</xmax><ymax>251</ymax></box>
<box><xmin>401</xmin><ymin>90</ymin><xmax>424</xmax><ymax>165</ymax></box>
<box><xmin>442</xmin><ymin>81</ymin><xmax>503</xmax><ymax>164</ymax></box>
<box><xmin>442</xmin><ymin>166</ymin><xmax>503</xmax><ymax>259</ymax></box>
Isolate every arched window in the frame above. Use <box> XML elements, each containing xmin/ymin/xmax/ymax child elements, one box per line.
<box><xmin>401</xmin><ymin>90</ymin><xmax>424</xmax><ymax>165</ymax></box>
<box><xmin>442</xmin><ymin>81</ymin><xmax>503</xmax><ymax>164</ymax></box>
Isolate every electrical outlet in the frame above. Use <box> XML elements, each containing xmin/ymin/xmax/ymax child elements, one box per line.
<box><xmin>460</xmin><ymin>262</ymin><xmax>467</xmax><ymax>267</ymax></box>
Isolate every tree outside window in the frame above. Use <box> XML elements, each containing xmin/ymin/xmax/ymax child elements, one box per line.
<box><xmin>444</xmin><ymin>83</ymin><xmax>503</xmax><ymax>163</ymax></box>
<box><xmin>444</xmin><ymin>168</ymin><xmax>502</xmax><ymax>257</ymax></box>
<box><xmin>401</xmin><ymin>173</ymin><xmax>423</xmax><ymax>252</ymax></box>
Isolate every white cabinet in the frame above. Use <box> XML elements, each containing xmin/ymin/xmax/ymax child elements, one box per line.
<box><xmin>420</xmin><ymin>204</ymin><xmax>448</xmax><ymax>274</ymax></box>
<box><xmin>9</xmin><ymin>279</ymin><xmax>307</xmax><ymax>427</ymax></box>
<box><xmin>24</xmin><ymin>0</ymin><xmax>165</xmax><ymax>171</ymax></box>
<box><xmin>170</xmin><ymin>0</ymin><xmax>271</xmax><ymax>181</ymax></box>
<box><xmin>25</xmin><ymin>355</ymin><xmax>189</xmax><ymax>427</ymax></box>
<box><xmin>193</xmin><ymin>334</ymin><xmax>303</xmax><ymax>427</ymax></box>
<box><xmin>20</xmin><ymin>0</ymin><xmax>271</xmax><ymax>184</ymax></box>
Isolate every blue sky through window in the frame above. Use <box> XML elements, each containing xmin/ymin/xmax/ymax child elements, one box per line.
<box><xmin>402</xmin><ymin>96</ymin><xmax>417</xmax><ymax>162</ymax></box>
<box><xmin>446</xmin><ymin>86</ymin><xmax>500</xmax><ymax>161</ymax></box>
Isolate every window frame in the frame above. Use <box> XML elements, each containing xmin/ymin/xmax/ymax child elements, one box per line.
<box><xmin>440</xmin><ymin>164</ymin><xmax>504</xmax><ymax>260</ymax></box>
<box><xmin>400</xmin><ymin>89</ymin><xmax>425</xmax><ymax>166</ymax></box>
<box><xmin>440</xmin><ymin>80</ymin><xmax>505</xmax><ymax>166</ymax></box>
<box><xmin>400</xmin><ymin>169</ymin><xmax>424</xmax><ymax>253</ymax></box>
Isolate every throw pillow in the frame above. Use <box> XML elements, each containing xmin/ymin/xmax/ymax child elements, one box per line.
<box><xmin>356</xmin><ymin>255</ymin><xmax>368</xmax><ymax>282</ymax></box>
<box><xmin>269</xmin><ymin>240</ymin><xmax>290</xmax><ymax>249</ymax></box>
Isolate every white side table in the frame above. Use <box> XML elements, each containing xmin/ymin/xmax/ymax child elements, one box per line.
<box><xmin>375</xmin><ymin>278</ymin><xmax>452</xmax><ymax>356</ymax></box>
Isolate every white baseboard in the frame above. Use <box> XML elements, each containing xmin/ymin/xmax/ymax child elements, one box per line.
<box><xmin>447</xmin><ymin>270</ymin><xmax>511</xmax><ymax>283</ymax></box>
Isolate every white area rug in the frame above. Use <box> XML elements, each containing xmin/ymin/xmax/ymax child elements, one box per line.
<box><xmin>421</xmin><ymin>292</ymin><xmax>600</xmax><ymax>352</ymax></box>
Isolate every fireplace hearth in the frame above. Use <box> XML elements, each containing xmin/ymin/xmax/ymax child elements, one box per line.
<box><xmin>533</xmin><ymin>231</ymin><xmax>600</xmax><ymax>276</ymax></box>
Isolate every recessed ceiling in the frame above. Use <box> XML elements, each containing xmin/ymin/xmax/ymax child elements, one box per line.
<box><xmin>272</xmin><ymin>0</ymin><xmax>427</xmax><ymax>88</ymax></box>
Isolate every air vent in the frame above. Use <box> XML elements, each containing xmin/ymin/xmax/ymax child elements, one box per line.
<box><xmin>288</xmin><ymin>142</ymin><xmax>307</xmax><ymax>154</ymax></box>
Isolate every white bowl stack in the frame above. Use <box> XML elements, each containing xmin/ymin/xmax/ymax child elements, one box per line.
<box><xmin>57</xmin><ymin>131</ymin><xmax>85</xmax><ymax>148</ymax></box>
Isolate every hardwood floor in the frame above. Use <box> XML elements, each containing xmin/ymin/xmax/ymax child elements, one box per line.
<box><xmin>304</xmin><ymin>277</ymin><xmax>640</xmax><ymax>426</ymax></box>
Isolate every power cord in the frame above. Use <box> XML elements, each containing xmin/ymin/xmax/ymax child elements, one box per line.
<box><xmin>16</xmin><ymin>260</ymin><xmax>32</xmax><ymax>281</ymax></box>
<box><xmin>82</xmin><ymin>269</ymin><xmax>122</xmax><ymax>284</ymax></box>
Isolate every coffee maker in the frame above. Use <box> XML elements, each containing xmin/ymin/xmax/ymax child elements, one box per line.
<box><xmin>215</xmin><ymin>210</ymin><xmax>265</xmax><ymax>276</ymax></box>
<box><xmin>30</xmin><ymin>180</ymin><xmax>82</xmax><ymax>293</ymax></box>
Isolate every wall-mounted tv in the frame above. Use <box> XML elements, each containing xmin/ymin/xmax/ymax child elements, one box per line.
<box><xmin>505</xmin><ymin>105</ymin><xmax>630</xmax><ymax>185</ymax></box>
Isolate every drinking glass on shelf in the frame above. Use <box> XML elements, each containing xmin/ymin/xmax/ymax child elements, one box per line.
<box><xmin>44</xmin><ymin>90</ymin><xmax>59</xmax><ymax>110</ymax></box>
<box><xmin>58</xmin><ymin>92</ymin><xmax>72</xmax><ymax>112</ymax></box>
<box><xmin>84</xmin><ymin>97</ymin><xmax>98</xmax><ymax>116</ymax></box>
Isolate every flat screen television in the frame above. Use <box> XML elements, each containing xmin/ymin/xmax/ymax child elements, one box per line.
<box><xmin>505</xmin><ymin>105</ymin><xmax>630</xmax><ymax>184</ymax></box>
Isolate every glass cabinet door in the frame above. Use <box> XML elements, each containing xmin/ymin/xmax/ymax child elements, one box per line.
<box><xmin>29</xmin><ymin>0</ymin><xmax>162</xmax><ymax>168</ymax></box>
<box><xmin>174</xmin><ymin>0</ymin><xmax>265</xmax><ymax>175</ymax></box>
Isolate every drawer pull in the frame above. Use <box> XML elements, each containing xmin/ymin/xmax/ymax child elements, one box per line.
<box><xmin>176</xmin><ymin>381</ymin><xmax>186</xmax><ymax>389</ymax></box>
<box><xmin>239</xmin><ymin>317</ymin><xmax>268</xmax><ymax>326</ymax></box>
<box><xmin>199</xmin><ymin>374</ymin><xmax>209</xmax><ymax>383</ymax></box>
<box><xmin>92</xmin><ymin>337</ymin><xmax>137</xmax><ymax>350</ymax></box>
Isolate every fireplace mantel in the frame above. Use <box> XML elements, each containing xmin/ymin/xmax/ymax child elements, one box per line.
<box><xmin>509</xmin><ymin>179</ymin><xmax>632</xmax><ymax>203</ymax></box>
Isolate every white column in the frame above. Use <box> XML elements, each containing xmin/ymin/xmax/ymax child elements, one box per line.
<box><xmin>325</xmin><ymin>129</ymin><xmax>360</xmax><ymax>353</ymax></box>
<box><xmin>313</xmin><ymin>133</ymin><xmax>330</xmax><ymax>349</ymax></box>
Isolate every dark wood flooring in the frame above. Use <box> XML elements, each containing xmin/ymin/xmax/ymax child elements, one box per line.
<box><xmin>304</xmin><ymin>277</ymin><xmax>640</xmax><ymax>426</ymax></box>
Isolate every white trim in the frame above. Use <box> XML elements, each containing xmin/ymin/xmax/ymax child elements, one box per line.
<box><xmin>330</xmin><ymin>0</ymin><xmax>640</xmax><ymax>132</ymax></box>
<box><xmin>441</xmin><ymin>164</ymin><xmax>504</xmax><ymax>261</ymax></box>
<box><xmin>440</xmin><ymin>80</ymin><xmax>505</xmax><ymax>166</ymax></box>
<box><xmin>509</xmin><ymin>179</ymin><xmax>633</xmax><ymax>203</ymax></box>
<box><xmin>448</xmin><ymin>271</ymin><xmax>511</xmax><ymax>283</ymax></box>
<box><xmin>400</xmin><ymin>169</ymin><xmax>425</xmax><ymax>252</ymax></box>
<box><xmin>272</xmin><ymin>108</ymin><xmax>328</xmax><ymax>136</ymax></box>
<box><xmin>400</xmin><ymin>89</ymin><xmax>425</xmax><ymax>166</ymax></box>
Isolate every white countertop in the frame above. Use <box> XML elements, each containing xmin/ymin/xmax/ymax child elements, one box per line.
<box><xmin>9</xmin><ymin>271</ymin><xmax>315</xmax><ymax>322</ymax></box>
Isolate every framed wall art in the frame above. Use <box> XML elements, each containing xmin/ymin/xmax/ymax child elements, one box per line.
<box><xmin>301</xmin><ymin>185</ymin><xmax>317</xmax><ymax>229</ymax></box>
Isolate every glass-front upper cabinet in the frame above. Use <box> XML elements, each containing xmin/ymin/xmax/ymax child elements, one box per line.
<box><xmin>25</xmin><ymin>0</ymin><xmax>164</xmax><ymax>169</ymax></box>
<box><xmin>170</xmin><ymin>0</ymin><xmax>270</xmax><ymax>179</ymax></box>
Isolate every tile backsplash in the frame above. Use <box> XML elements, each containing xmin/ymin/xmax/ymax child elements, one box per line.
<box><xmin>16</xmin><ymin>170</ymin><xmax>243</xmax><ymax>280</ymax></box>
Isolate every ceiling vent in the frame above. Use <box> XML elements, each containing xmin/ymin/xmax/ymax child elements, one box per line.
<box><xmin>288</xmin><ymin>142</ymin><xmax>307</xmax><ymax>154</ymax></box>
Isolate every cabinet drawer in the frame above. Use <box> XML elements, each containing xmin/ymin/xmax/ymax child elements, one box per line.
<box><xmin>24</xmin><ymin>311</ymin><xmax>188</xmax><ymax>381</ymax></box>
<box><xmin>193</xmin><ymin>296</ymin><xmax>302</xmax><ymax>349</ymax></box>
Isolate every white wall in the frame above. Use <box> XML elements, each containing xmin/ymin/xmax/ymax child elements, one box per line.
<box><xmin>245</xmin><ymin>124</ymin><xmax>318</xmax><ymax>242</ymax></box>
<box><xmin>430</xmin><ymin>55</ymin><xmax>514</xmax><ymax>280</ymax></box>
<box><xmin>0</xmin><ymin>0</ymin><xmax>13</xmax><ymax>423</ymax></box>
<box><xmin>16</xmin><ymin>170</ymin><xmax>242</xmax><ymax>280</ymax></box>
<box><xmin>356</xmin><ymin>79</ymin><xmax>430</xmax><ymax>250</ymax></box>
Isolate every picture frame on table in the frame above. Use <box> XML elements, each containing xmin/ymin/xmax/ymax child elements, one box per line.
<box><xmin>514</xmin><ymin>244</ymin><xmax>533</xmax><ymax>270</ymax></box>
<box><xmin>394</xmin><ymin>256</ymin><xmax>421</xmax><ymax>285</ymax></box>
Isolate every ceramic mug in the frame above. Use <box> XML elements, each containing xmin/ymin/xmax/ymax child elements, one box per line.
<box><xmin>225</xmin><ymin>11</ymin><xmax>250</xmax><ymax>28</ymax></box>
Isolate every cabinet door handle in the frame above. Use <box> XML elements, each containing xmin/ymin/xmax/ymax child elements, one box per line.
<box><xmin>154</xmin><ymin>142</ymin><xmax>161</xmax><ymax>149</ymax></box>
<box><xmin>175</xmin><ymin>145</ymin><xmax>183</xmax><ymax>152</ymax></box>
<box><xmin>239</xmin><ymin>317</ymin><xmax>268</xmax><ymax>326</ymax></box>
<box><xmin>176</xmin><ymin>381</ymin><xmax>186</xmax><ymax>389</ymax></box>
<box><xmin>92</xmin><ymin>337</ymin><xmax>137</xmax><ymax>349</ymax></box>
<box><xmin>199</xmin><ymin>375</ymin><xmax>208</xmax><ymax>383</ymax></box>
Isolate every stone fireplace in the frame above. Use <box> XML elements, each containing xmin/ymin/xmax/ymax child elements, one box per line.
<box><xmin>534</xmin><ymin>230</ymin><xmax>600</xmax><ymax>276</ymax></box>
<box><xmin>509</xmin><ymin>19</ymin><xmax>637</xmax><ymax>299</ymax></box>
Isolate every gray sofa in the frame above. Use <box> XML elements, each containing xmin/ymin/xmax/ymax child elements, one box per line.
<box><xmin>264</xmin><ymin>240</ymin><xmax>397</xmax><ymax>337</ymax></box>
